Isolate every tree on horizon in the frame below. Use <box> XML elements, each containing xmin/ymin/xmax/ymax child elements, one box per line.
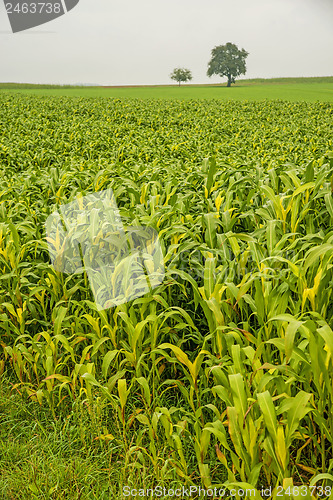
<box><xmin>170</xmin><ymin>68</ymin><xmax>193</xmax><ymax>86</ymax></box>
<box><xmin>207</xmin><ymin>42</ymin><xmax>249</xmax><ymax>87</ymax></box>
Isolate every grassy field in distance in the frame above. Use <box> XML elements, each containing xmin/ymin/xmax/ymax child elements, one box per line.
<box><xmin>1</xmin><ymin>76</ymin><xmax>333</xmax><ymax>101</ymax></box>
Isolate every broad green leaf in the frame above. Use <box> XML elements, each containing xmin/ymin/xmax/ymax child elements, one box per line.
<box><xmin>257</xmin><ymin>391</ymin><xmax>278</xmax><ymax>443</ymax></box>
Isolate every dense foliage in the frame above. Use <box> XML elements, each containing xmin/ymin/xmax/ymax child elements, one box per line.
<box><xmin>0</xmin><ymin>93</ymin><xmax>333</xmax><ymax>495</ymax></box>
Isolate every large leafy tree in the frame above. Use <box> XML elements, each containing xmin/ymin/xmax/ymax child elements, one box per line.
<box><xmin>207</xmin><ymin>42</ymin><xmax>249</xmax><ymax>87</ymax></box>
<box><xmin>170</xmin><ymin>68</ymin><xmax>193</xmax><ymax>86</ymax></box>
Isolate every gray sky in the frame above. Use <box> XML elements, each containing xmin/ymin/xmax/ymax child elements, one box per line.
<box><xmin>0</xmin><ymin>0</ymin><xmax>332</xmax><ymax>85</ymax></box>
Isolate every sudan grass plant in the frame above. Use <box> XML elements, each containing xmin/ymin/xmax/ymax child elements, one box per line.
<box><xmin>0</xmin><ymin>94</ymin><xmax>333</xmax><ymax>497</ymax></box>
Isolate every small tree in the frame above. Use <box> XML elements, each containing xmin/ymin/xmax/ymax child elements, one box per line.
<box><xmin>170</xmin><ymin>68</ymin><xmax>192</xmax><ymax>86</ymax></box>
<box><xmin>207</xmin><ymin>42</ymin><xmax>249</xmax><ymax>87</ymax></box>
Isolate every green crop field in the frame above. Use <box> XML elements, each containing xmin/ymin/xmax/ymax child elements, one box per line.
<box><xmin>0</xmin><ymin>92</ymin><xmax>333</xmax><ymax>498</ymax></box>
<box><xmin>1</xmin><ymin>76</ymin><xmax>333</xmax><ymax>102</ymax></box>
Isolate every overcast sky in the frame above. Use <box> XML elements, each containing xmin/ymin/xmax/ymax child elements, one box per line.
<box><xmin>0</xmin><ymin>0</ymin><xmax>332</xmax><ymax>85</ymax></box>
